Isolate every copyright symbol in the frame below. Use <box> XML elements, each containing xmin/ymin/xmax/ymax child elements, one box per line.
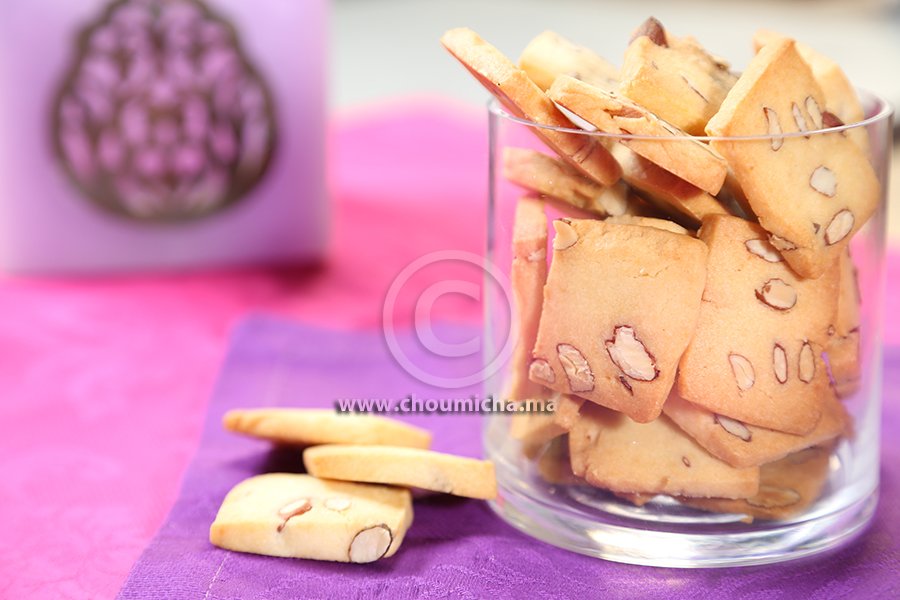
<box><xmin>382</xmin><ymin>250</ymin><xmax>514</xmax><ymax>389</ymax></box>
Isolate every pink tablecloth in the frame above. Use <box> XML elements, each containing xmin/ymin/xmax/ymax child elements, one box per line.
<box><xmin>0</xmin><ymin>97</ymin><xmax>897</xmax><ymax>599</ymax></box>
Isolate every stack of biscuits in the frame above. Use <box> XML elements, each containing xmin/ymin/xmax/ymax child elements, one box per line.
<box><xmin>210</xmin><ymin>409</ymin><xmax>496</xmax><ymax>562</ymax></box>
<box><xmin>441</xmin><ymin>18</ymin><xmax>877</xmax><ymax>521</ymax></box>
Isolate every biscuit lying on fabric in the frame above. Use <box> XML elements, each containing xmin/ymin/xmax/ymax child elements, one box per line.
<box><xmin>303</xmin><ymin>445</ymin><xmax>498</xmax><ymax>500</ymax></box>
<box><xmin>223</xmin><ymin>409</ymin><xmax>431</xmax><ymax>449</ymax></box>
<box><xmin>210</xmin><ymin>473</ymin><xmax>413</xmax><ymax>563</ymax></box>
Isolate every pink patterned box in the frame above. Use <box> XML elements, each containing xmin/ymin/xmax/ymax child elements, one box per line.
<box><xmin>0</xmin><ymin>0</ymin><xmax>328</xmax><ymax>273</ymax></box>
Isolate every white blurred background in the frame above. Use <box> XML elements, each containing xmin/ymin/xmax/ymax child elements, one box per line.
<box><xmin>331</xmin><ymin>0</ymin><xmax>900</xmax><ymax>110</ymax></box>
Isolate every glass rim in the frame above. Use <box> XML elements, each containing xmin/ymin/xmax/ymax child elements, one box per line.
<box><xmin>487</xmin><ymin>88</ymin><xmax>894</xmax><ymax>142</ymax></box>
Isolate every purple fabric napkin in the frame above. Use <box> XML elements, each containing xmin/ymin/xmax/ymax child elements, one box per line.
<box><xmin>118</xmin><ymin>316</ymin><xmax>900</xmax><ymax>599</ymax></box>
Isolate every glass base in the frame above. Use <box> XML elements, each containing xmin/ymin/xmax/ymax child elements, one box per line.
<box><xmin>486</xmin><ymin>422</ymin><xmax>878</xmax><ymax>568</ymax></box>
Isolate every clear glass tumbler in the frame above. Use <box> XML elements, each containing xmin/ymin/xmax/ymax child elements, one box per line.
<box><xmin>483</xmin><ymin>92</ymin><xmax>893</xmax><ymax>567</ymax></box>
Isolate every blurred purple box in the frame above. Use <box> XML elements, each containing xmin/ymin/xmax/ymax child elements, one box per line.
<box><xmin>0</xmin><ymin>0</ymin><xmax>328</xmax><ymax>273</ymax></box>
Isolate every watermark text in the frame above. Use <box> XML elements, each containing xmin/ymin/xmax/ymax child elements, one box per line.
<box><xmin>334</xmin><ymin>394</ymin><xmax>555</xmax><ymax>415</ymax></box>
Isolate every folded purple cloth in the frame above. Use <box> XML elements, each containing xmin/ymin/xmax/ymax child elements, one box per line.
<box><xmin>118</xmin><ymin>316</ymin><xmax>900</xmax><ymax>599</ymax></box>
